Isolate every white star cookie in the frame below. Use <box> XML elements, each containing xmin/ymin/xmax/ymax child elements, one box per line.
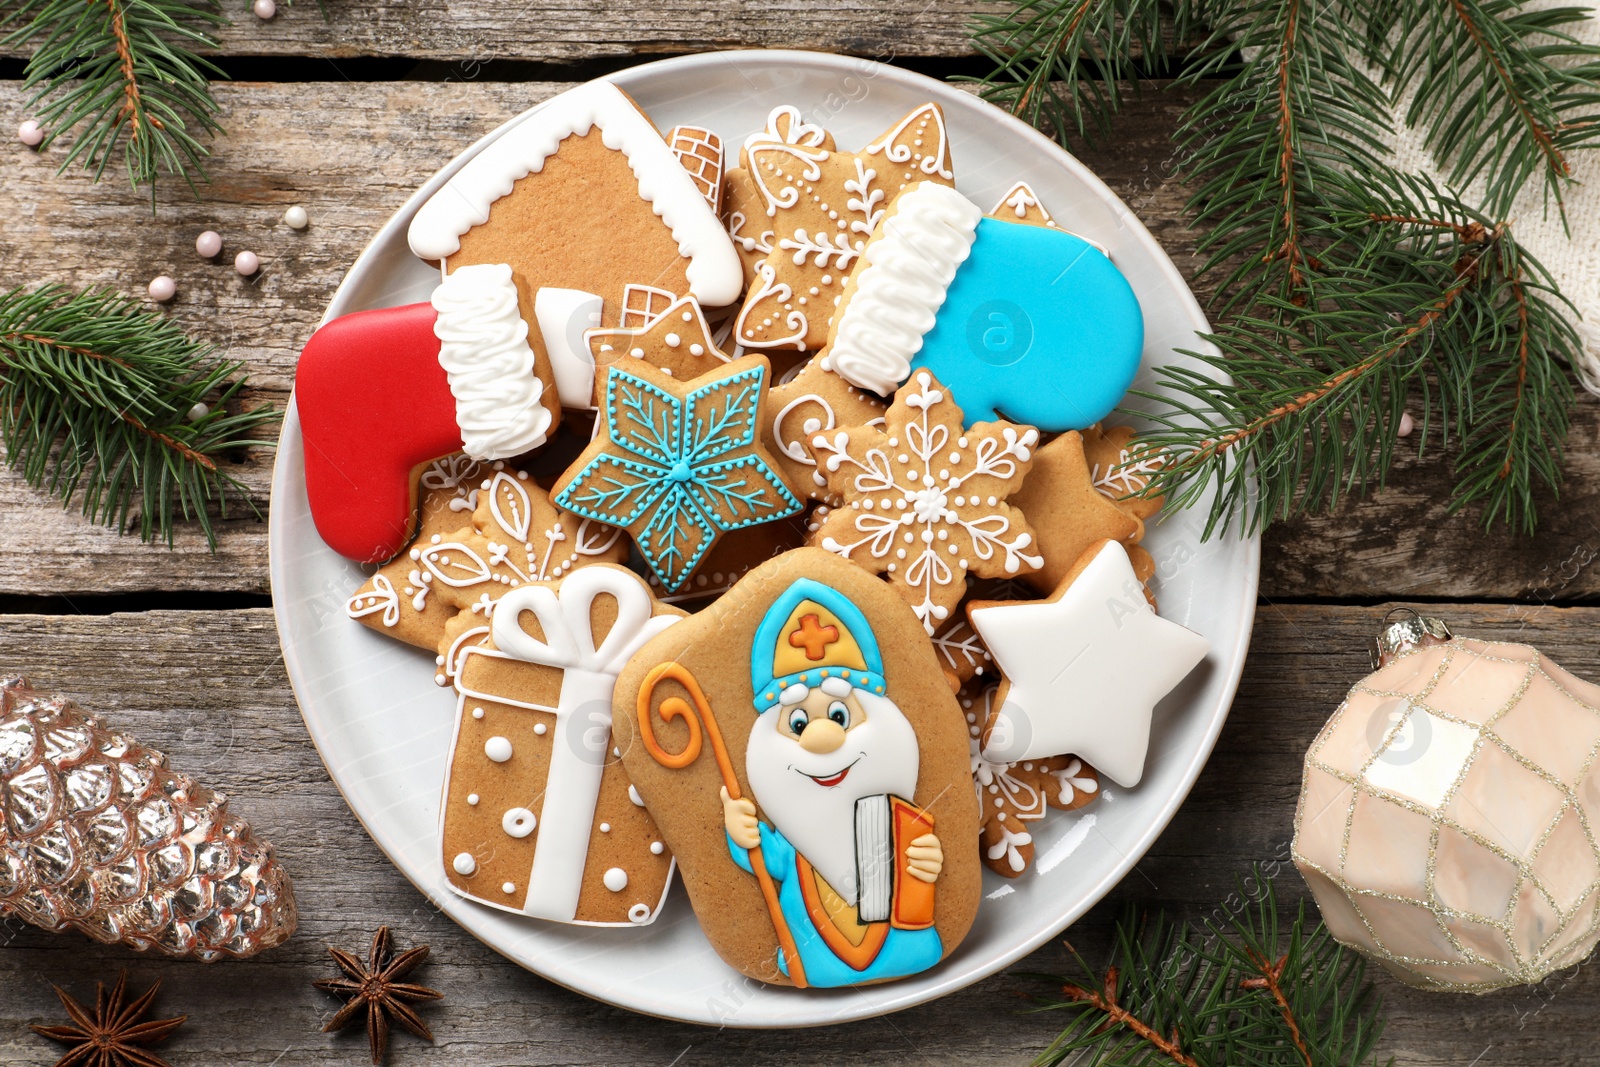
<box><xmin>967</xmin><ymin>540</ymin><xmax>1210</xmax><ymax>787</ymax></box>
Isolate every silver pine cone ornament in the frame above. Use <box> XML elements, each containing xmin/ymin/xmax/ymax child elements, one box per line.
<box><xmin>0</xmin><ymin>677</ymin><xmax>296</xmax><ymax>959</ymax></box>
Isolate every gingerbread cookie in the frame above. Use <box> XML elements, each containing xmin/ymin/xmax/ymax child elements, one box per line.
<box><xmin>1009</xmin><ymin>430</ymin><xmax>1144</xmax><ymax>595</ymax></box>
<box><xmin>730</xmin><ymin>103</ymin><xmax>956</xmax><ymax>352</ymax></box>
<box><xmin>764</xmin><ymin>356</ymin><xmax>887</xmax><ymax>504</ymax></box>
<box><xmin>612</xmin><ymin>547</ymin><xmax>981</xmax><ymax>987</ymax></box>
<box><xmin>645</xmin><ymin>510</ymin><xmax>810</xmax><ymax>607</ymax></box>
<box><xmin>346</xmin><ymin>454</ymin><xmax>492</xmax><ymax>650</ymax></box>
<box><xmin>666</xmin><ymin>124</ymin><xmax>725</xmax><ymax>214</ymax></box>
<box><xmin>422</xmin><ymin>464</ymin><xmax>629</xmax><ymax>635</ymax></box>
<box><xmin>822</xmin><ymin>181</ymin><xmax>1144</xmax><ymax>431</ymax></box>
<box><xmin>808</xmin><ymin>370</ymin><xmax>1043</xmax><ymax>634</ymax></box>
<box><xmin>441</xmin><ymin>565</ymin><xmax>684</xmax><ymax>925</ymax></box>
<box><xmin>990</xmin><ymin>179</ymin><xmax>1110</xmax><ymax>256</ymax></box>
<box><xmin>1085</xmin><ymin>423</ymin><xmax>1166</xmax><ymax>522</ymax></box>
<box><xmin>968</xmin><ymin>540</ymin><xmax>1209</xmax><ymax>787</ymax></box>
<box><xmin>585</xmin><ymin>294</ymin><xmax>733</xmax><ymax>398</ymax></box>
<box><xmin>963</xmin><ymin>682</ymin><xmax>1099</xmax><ymax>877</ymax></box>
<box><xmin>552</xmin><ymin>356</ymin><xmax>803</xmax><ymax>593</ymax></box>
<box><xmin>724</xmin><ymin>107</ymin><xmax>836</xmax><ymax>286</ymax></box>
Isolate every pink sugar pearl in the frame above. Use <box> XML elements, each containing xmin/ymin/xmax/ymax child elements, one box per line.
<box><xmin>18</xmin><ymin>120</ymin><xmax>44</xmax><ymax>147</ymax></box>
<box><xmin>1397</xmin><ymin>411</ymin><xmax>1415</xmax><ymax>438</ymax></box>
<box><xmin>147</xmin><ymin>276</ymin><xmax>176</xmax><ymax>302</ymax></box>
<box><xmin>234</xmin><ymin>250</ymin><xmax>260</xmax><ymax>275</ymax></box>
<box><xmin>253</xmin><ymin>0</ymin><xmax>276</xmax><ymax>17</ymax></box>
<box><xmin>196</xmin><ymin>230</ymin><xmax>222</xmax><ymax>258</ymax></box>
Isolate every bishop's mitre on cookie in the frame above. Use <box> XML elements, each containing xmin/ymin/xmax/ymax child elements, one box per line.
<box><xmin>612</xmin><ymin>547</ymin><xmax>981</xmax><ymax>988</ymax></box>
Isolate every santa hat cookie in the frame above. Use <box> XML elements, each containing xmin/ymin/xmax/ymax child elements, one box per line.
<box><xmin>820</xmin><ymin>182</ymin><xmax>1144</xmax><ymax>432</ymax></box>
<box><xmin>296</xmin><ymin>264</ymin><xmax>555</xmax><ymax>563</ymax></box>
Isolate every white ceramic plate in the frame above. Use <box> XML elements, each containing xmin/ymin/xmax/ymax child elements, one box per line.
<box><xmin>269</xmin><ymin>50</ymin><xmax>1259</xmax><ymax>1028</ymax></box>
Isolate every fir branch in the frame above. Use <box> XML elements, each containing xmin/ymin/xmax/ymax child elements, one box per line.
<box><xmin>960</xmin><ymin>0</ymin><xmax>1169</xmax><ymax>148</ymax></box>
<box><xmin>1173</xmin><ymin>0</ymin><xmax>1393</xmax><ymax>313</ymax></box>
<box><xmin>1034</xmin><ymin>874</ymin><xmax>1388</xmax><ymax>1067</ymax></box>
<box><xmin>967</xmin><ymin>0</ymin><xmax>1597</xmax><ymax>534</ymax></box>
<box><xmin>0</xmin><ymin>285</ymin><xmax>278</xmax><ymax>547</ymax></box>
<box><xmin>1388</xmin><ymin>0</ymin><xmax>1600</xmax><ymax>217</ymax></box>
<box><xmin>2</xmin><ymin>0</ymin><xmax>227</xmax><ymax>200</ymax></box>
<box><xmin>1131</xmin><ymin>171</ymin><xmax>1576</xmax><ymax>535</ymax></box>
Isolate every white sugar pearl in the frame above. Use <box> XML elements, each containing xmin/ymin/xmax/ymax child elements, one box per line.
<box><xmin>502</xmin><ymin>881</ymin><xmax>516</xmax><ymax>894</ymax></box>
<box><xmin>186</xmin><ymin>402</ymin><xmax>210</xmax><ymax>422</ymax></box>
<box><xmin>234</xmin><ymin>250</ymin><xmax>260</xmax><ymax>275</ymax></box>
<box><xmin>603</xmin><ymin>867</ymin><xmax>628</xmax><ymax>892</ymax></box>
<box><xmin>195</xmin><ymin>230</ymin><xmax>222</xmax><ymax>258</ymax></box>
<box><xmin>283</xmin><ymin>204</ymin><xmax>308</xmax><ymax>229</ymax></box>
<box><xmin>147</xmin><ymin>276</ymin><xmax>176</xmax><ymax>302</ymax></box>
<box><xmin>18</xmin><ymin>120</ymin><xmax>44</xmax><ymax>148</ymax></box>
<box><xmin>253</xmin><ymin>0</ymin><xmax>276</xmax><ymax>17</ymax></box>
<box><xmin>649</xmin><ymin>841</ymin><xmax>664</xmax><ymax>855</ymax></box>
<box><xmin>484</xmin><ymin>736</ymin><xmax>512</xmax><ymax>762</ymax></box>
<box><xmin>452</xmin><ymin>852</ymin><xmax>476</xmax><ymax>875</ymax></box>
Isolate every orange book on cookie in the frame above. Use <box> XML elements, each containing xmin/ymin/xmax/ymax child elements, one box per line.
<box><xmin>891</xmin><ymin>798</ymin><xmax>937</xmax><ymax>930</ymax></box>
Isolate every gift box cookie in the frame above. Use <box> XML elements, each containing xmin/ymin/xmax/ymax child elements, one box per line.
<box><xmin>441</xmin><ymin>565</ymin><xmax>683</xmax><ymax>925</ymax></box>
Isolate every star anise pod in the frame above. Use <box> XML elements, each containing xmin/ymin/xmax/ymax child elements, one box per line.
<box><xmin>30</xmin><ymin>971</ymin><xmax>186</xmax><ymax>1067</ymax></box>
<box><xmin>314</xmin><ymin>926</ymin><xmax>443</xmax><ymax>1064</ymax></box>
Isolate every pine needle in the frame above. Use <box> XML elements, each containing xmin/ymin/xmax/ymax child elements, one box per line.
<box><xmin>1032</xmin><ymin>873</ymin><xmax>1389</xmax><ymax>1067</ymax></box>
<box><xmin>2</xmin><ymin>0</ymin><xmax>227</xmax><ymax>202</ymax></box>
<box><xmin>0</xmin><ymin>285</ymin><xmax>278</xmax><ymax>548</ymax></box>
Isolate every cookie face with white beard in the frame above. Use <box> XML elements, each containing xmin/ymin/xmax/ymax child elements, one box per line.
<box><xmin>614</xmin><ymin>547</ymin><xmax>981</xmax><ymax>989</ymax></box>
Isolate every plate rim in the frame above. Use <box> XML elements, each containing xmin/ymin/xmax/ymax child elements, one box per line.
<box><xmin>269</xmin><ymin>48</ymin><xmax>1260</xmax><ymax>1028</ymax></box>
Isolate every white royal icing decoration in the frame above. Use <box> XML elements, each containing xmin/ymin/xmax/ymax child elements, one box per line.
<box><xmin>534</xmin><ymin>287</ymin><xmax>604</xmax><ymax>408</ymax></box>
<box><xmin>603</xmin><ymin>867</ymin><xmax>628</xmax><ymax>892</ymax></box>
<box><xmin>969</xmin><ymin>541</ymin><xmax>1211</xmax><ymax>787</ymax></box>
<box><xmin>431</xmin><ymin>263</ymin><xmax>553</xmax><ymax>460</ymax></box>
<box><xmin>484</xmin><ymin>736</ymin><xmax>513</xmax><ymax>762</ymax></box>
<box><xmin>407</xmin><ymin>81</ymin><xmax>743</xmax><ymax>307</ymax></box>
<box><xmin>821</xmin><ymin>183</ymin><xmax>981</xmax><ymax>396</ymax></box>
<box><xmin>453</xmin><ymin>852</ymin><xmax>477</xmax><ymax>875</ymax></box>
<box><xmin>502</xmin><ymin>807</ymin><xmax>537</xmax><ymax>838</ymax></box>
<box><xmin>447</xmin><ymin>568</ymin><xmax>679</xmax><ymax>924</ymax></box>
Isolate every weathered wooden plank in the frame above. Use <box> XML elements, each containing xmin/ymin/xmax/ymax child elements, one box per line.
<box><xmin>6</xmin><ymin>78</ymin><xmax>1600</xmax><ymax>604</ymax></box>
<box><xmin>0</xmin><ymin>0</ymin><xmax>1005</xmax><ymax>62</ymax></box>
<box><xmin>1</xmin><ymin>603</ymin><xmax>1596</xmax><ymax>1063</ymax></box>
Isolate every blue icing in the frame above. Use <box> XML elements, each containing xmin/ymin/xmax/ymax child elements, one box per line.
<box><xmin>909</xmin><ymin>216</ymin><xmax>1143</xmax><ymax>431</ymax></box>
<box><xmin>727</xmin><ymin>825</ymin><xmax>944</xmax><ymax>987</ymax></box>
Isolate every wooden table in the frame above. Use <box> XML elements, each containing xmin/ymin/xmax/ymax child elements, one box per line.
<box><xmin>4</xmin><ymin>12</ymin><xmax>1598</xmax><ymax>1063</ymax></box>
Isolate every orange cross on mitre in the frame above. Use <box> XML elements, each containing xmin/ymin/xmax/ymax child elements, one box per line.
<box><xmin>788</xmin><ymin>613</ymin><xmax>840</xmax><ymax>661</ymax></box>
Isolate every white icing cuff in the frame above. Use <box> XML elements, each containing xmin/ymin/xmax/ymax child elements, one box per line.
<box><xmin>821</xmin><ymin>183</ymin><xmax>982</xmax><ymax>396</ymax></box>
<box><xmin>535</xmin><ymin>287</ymin><xmax>603</xmax><ymax>408</ymax></box>
<box><xmin>407</xmin><ymin>81</ymin><xmax>743</xmax><ymax>307</ymax></box>
<box><xmin>431</xmin><ymin>263</ymin><xmax>553</xmax><ymax>460</ymax></box>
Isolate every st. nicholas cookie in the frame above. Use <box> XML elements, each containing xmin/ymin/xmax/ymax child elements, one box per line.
<box><xmin>821</xmin><ymin>181</ymin><xmax>1144</xmax><ymax>431</ymax></box>
<box><xmin>612</xmin><ymin>547</ymin><xmax>981</xmax><ymax>987</ymax></box>
<box><xmin>441</xmin><ymin>564</ymin><xmax>684</xmax><ymax>925</ymax></box>
<box><xmin>807</xmin><ymin>370</ymin><xmax>1042</xmax><ymax>634</ymax></box>
<box><xmin>727</xmin><ymin>103</ymin><xmax>956</xmax><ymax>352</ymax></box>
<box><xmin>552</xmin><ymin>356</ymin><xmax>803</xmax><ymax>594</ymax></box>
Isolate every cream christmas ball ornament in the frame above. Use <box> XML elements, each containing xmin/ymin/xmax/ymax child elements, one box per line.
<box><xmin>1293</xmin><ymin>611</ymin><xmax>1600</xmax><ymax>992</ymax></box>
